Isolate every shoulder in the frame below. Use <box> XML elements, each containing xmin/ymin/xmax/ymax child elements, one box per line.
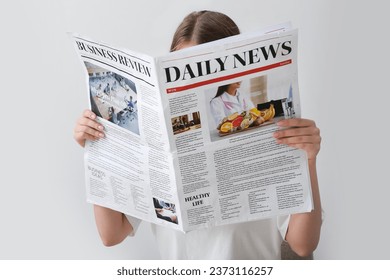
<box><xmin>236</xmin><ymin>90</ymin><xmax>247</xmax><ymax>99</ymax></box>
<box><xmin>210</xmin><ymin>96</ymin><xmax>223</xmax><ymax>106</ymax></box>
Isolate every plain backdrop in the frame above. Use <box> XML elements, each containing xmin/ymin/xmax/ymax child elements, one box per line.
<box><xmin>1</xmin><ymin>0</ymin><xmax>389</xmax><ymax>260</ymax></box>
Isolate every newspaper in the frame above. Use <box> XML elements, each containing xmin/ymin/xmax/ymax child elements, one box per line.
<box><xmin>71</xmin><ymin>23</ymin><xmax>313</xmax><ymax>232</ymax></box>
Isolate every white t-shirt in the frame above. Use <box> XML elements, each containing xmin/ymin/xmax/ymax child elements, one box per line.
<box><xmin>126</xmin><ymin>215</ymin><xmax>290</xmax><ymax>259</ymax></box>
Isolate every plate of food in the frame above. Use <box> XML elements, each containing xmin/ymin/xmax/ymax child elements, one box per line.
<box><xmin>217</xmin><ymin>104</ymin><xmax>276</xmax><ymax>136</ymax></box>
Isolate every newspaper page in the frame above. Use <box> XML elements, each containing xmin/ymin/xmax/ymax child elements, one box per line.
<box><xmin>71</xmin><ymin>35</ymin><xmax>182</xmax><ymax>231</ymax></box>
<box><xmin>71</xmin><ymin>23</ymin><xmax>313</xmax><ymax>233</ymax></box>
<box><xmin>156</xmin><ymin>25</ymin><xmax>312</xmax><ymax>232</ymax></box>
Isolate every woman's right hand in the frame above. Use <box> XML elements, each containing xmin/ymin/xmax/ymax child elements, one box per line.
<box><xmin>74</xmin><ymin>109</ymin><xmax>105</xmax><ymax>147</ymax></box>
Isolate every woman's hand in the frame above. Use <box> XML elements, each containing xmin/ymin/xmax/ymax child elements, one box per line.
<box><xmin>273</xmin><ymin>118</ymin><xmax>321</xmax><ymax>161</ymax></box>
<box><xmin>73</xmin><ymin>109</ymin><xmax>105</xmax><ymax>147</ymax></box>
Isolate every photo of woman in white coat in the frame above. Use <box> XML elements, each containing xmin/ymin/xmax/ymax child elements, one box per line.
<box><xmin>210</xmin><ymin>82</ymin><xmax>254</xmax><ymax>128</ymax></box>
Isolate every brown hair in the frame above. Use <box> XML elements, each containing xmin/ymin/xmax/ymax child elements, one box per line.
<box><xmin>214</xmin><ymin>84</ymin><xmax>229</xmax><ymax>98</ymax></box>
<box><xmin>170</xmin><ymin>10</ymin><xmax>240</xmax><ymax>52</ymax></box>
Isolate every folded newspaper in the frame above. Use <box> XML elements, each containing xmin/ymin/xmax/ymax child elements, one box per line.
<box><xmin>71</xmin><ymin>23</ymin><xmax>313</xmax><ymax>232</ymax></box>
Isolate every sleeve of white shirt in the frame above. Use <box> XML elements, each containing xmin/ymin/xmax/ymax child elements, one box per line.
<box><xmin>124</xmin><ymin>215</ymin><xmax>142</xmax><ymax>236</ymax></box>
<box><xmin>277</xmin><ymin>215</ymin><xmax>290</xmax><ymax>241</ymax></box>
<box><xmin>244</xmin><ymin>95</ymin><xmax>255</xmax><ymax>110</ymax></box>
<box><xmin>210</xmin><ymin>98</ymin><xmax>226</xmax><ymax>127</ymax></box>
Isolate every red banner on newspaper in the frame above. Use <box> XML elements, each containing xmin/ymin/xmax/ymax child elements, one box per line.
<box><xmin>166</xmin><ymin>59</ymin><xmax>292</xmax><ymax>94</ymax></box>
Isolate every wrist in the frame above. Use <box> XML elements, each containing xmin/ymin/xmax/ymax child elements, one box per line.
<box><xmin>308</xmin><ymin>158</ymin><xmax>317</xmax><ymax>169</ymax></box>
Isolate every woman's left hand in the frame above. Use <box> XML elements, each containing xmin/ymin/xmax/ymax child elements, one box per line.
<box><xmin>273</xmin><ymin>118</ymin><xmax>321</xmax><ymax>161</ymax></box>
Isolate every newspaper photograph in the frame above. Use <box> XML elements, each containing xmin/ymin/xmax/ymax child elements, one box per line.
<box><xmin>71</xmin><ymin>23</ymin><xmax>313</xmax><ymax>232</ymax></box>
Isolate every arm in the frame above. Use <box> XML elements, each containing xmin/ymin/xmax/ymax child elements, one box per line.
<box><xmin>241</xmin><ymin>91</ymin><xmax>255</xmax><ymax>111</ymax></box>
<box><xmin>94</xmin><ymin>205</ymin><xmax>133</xmax><ymax>246</ymax></box>
<box><xmin>74</xmin><ymin>109</ymin><xmax>133</xmax><ymax>246</ymax></box>
<box><xmin>210</xmin><ymin>97</ymin><xmax>226</xmax><ymax>128</ymax></box>
<box><xmin>273</xmin><ymin>118</ymin><xmax>322</xmax><ymax>257</ymax></box>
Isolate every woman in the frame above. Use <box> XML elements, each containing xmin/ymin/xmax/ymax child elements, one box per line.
<box><xmin>74</xmin><ymin>10</ymin><xmax>322</xmax><ymax>259</ymax></box>
<box><xmin>210</xmin><ymin>82</ymin><xmax>254</xmax><ymax>127</ymax></box>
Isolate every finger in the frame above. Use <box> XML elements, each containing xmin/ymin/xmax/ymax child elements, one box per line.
<box><xmin>83</xmin><ymin>109</ymin><xmax>97</xmax><ymax>120</ymax></box>
<box><xmin>77</xmin><ymin>117</ymin><xmax>104</xmax><ymax>132</ymax></box>
<box><xmin>277</xmin><ymin>118</ymin><xmax>315</xmax><ymax>128</ymax></box>
<box><xmin>274</xmin><ymin>126</ymin><xmax>320</xmax><ymax>139</ymax></box>
<box><xmin>286</xmin><ymin>143</ymin><xmax>315</xmax><ymax>150</ymax></box>
<box><xmin>74</xmin><ymin>131</ymin><xmax>100</xmax><ymax>141</ymax></box>
<box><xmin>75</xmin><ymin>125</ymin><xmax>105</xmax><ymax>138</ymax></box>
<box><xmin>276</xmin><ymin>135</ymin><xmax>321</xmax><ymax>145</ymax></box>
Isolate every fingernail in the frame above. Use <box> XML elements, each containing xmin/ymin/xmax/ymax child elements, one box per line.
<box><xmin>99</xmin><ymin>133</ymin><xmax>104</xmax><ymax>138</ymax></box>
<box><xmin>273</xmin><ymin>132</ymin><xmax>279</xmax><ymax>138</ymax></box>
<box><xmin>90</xmin><ymin>114</ymin><xmax>96</xmax><ymax>119</ymax></box>
<box><xmin>98</xmin><ymin>125</ymin><xmax>104</xmax><ymax>130</ymax></box>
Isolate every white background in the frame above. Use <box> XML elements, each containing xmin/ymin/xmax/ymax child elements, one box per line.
<box><xmin>1</xmin><ymin>0</ymin><xmax>389</xmax><ymax>259</ymax></box>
